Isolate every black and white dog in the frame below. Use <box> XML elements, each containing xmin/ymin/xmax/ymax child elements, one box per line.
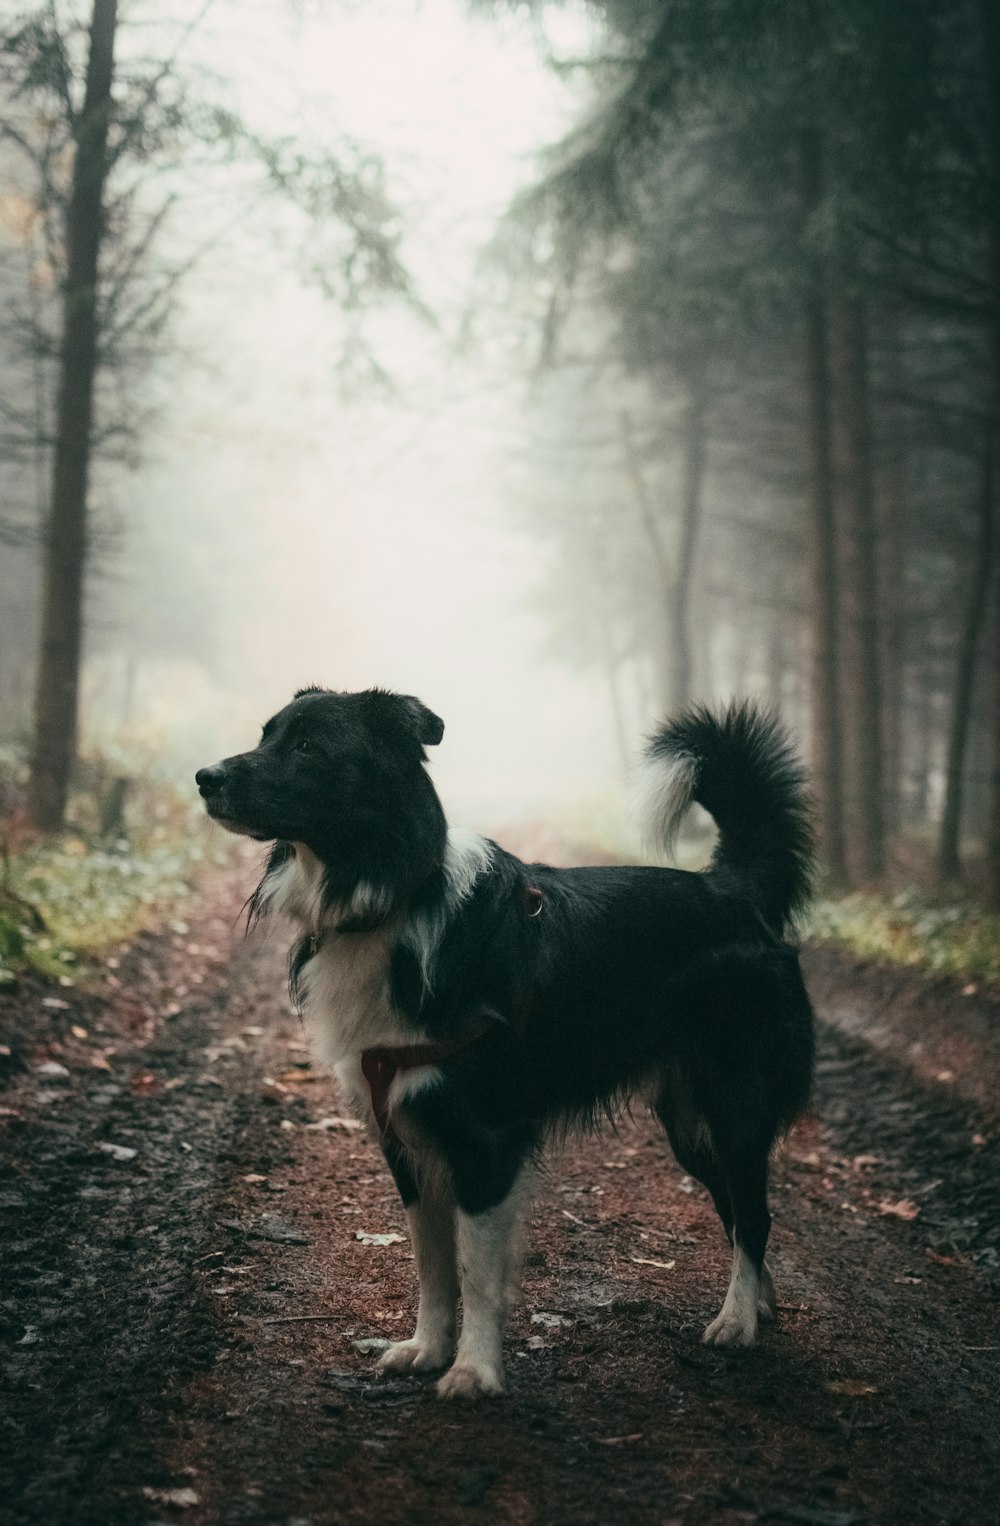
<box><xmin>196</xmin><ymin>687</ymin><xmax>814</xmax><ymax>1399</ymax></box>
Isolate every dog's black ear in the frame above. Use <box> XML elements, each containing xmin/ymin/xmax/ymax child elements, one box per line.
<box><xmin>400</xmin><ymin>695</ymin><xmax>444</xmax><ymax>747</ymax></box>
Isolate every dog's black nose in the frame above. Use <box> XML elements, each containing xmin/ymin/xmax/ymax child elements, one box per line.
<box><xmin>195</xmin><ymin>764</ymin><xmax>226</xmax><ymax>798</ymax></box>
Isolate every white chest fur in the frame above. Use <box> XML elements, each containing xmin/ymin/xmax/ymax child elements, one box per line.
<box><xmin>258</xmin><ymin>833</ymin><xmax>494</xmax><ymax>1122</ymax></box>
<box><xmin>297</xmin><ymin>925</ymin><xmax>417</xmax><ymax>1070</ymax></box>
<box><xmin>259</xmin><ymin>844</ymin><xmax>423</xmax><ymax>1071</ymax></box>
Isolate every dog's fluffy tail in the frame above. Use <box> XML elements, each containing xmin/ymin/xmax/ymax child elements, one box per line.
<box><xmin>636</xmin><ymin>701</ymin><xmax>815</xmax><ymax>933</ymax></box>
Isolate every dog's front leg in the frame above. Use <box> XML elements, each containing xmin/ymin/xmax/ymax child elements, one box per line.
<box><xmin>378</xmin><ymin>1181</ymin><xmax>458</xmax><ymax>1374</ymax></box>
<box><xmin>436</xmin><ymin>1183</ymin><xmax>526</xmax><ymax>1401</ymax></box>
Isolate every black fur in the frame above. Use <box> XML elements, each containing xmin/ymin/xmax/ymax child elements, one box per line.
<box><xmin>197</xmin><ymin>687</ymin><xmax>816</xmax><ymax>1382</ymax></box>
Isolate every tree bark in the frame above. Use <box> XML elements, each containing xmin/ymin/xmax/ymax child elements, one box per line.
<box><xmin>877</xmin><ymin>309</ymin><xmax>908</xmax><ymax>840</ymax></box>
<box><xmin>27</xmin><ymin>0</ymin><xmax>119</xmax><ymax>831</ymax></box>
<box><xmin>670</xmin><ymin>353</ymin><xmax>708</xmax><ymax>711</ymax></box>
<box><xmin>937</xmin><ymin>446</ymin><xmax>995</xmax><ymax>882</ymax></box>
<box><xmin>799</xmin><ymin>132</ymin><xmax>847</xmax><ymax>882</ymax></box>
<box><xmin>981</xmin><ymin>0</ymin><xmax>1000</xmax><ymax>907</ymax></box>
<box><xmin>835</xmin><ymin>281</ymin><xmax>887</xmax><ymax>882</ymax></box>
<box><xmin>620</xmin><ymin>410</ymin><xmax>674</xmax><ymax>712</ymax></box>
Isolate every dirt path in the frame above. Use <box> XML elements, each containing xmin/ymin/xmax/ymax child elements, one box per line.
<box><xmin>1</xmin><ymin>867</ymin><xmax>998</xmax><ymax>1526</ymax></box>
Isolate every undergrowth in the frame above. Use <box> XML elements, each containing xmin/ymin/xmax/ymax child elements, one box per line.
<box><xmin>0</xmin><ymin>786</ymin><xmax>225</xmax><ymax>985</ymax></box>
<box><xmin>809</xmin><ymin>888</ymin><xmax>1000</xmax><ymax>988</ymax></box>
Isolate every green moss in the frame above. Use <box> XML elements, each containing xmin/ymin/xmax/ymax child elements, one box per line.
<box><xmin>809</xmin><ymin>889</ymin><xmax>1000</xmax><ymax>988</ymax></box>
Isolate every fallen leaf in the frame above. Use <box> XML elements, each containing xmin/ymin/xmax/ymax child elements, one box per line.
<box><xmin>596</xmin><ymin>1433</ymin><xmax>644</xmax><ymax>1446</ymax></box>
<box><xmin>925</xmin><ymin>1247</ymin><xmax>963</xmax><ymax>1266</ymax></box>
<box><xmin>303</xmin><ymin>1115</ymin><xmax>364</xmax><ymax>1132</ymax></box>
<box><xmin>71</xmin><ymin>1025</ymin><xmax>88</xmax><ymax>1041</ymax></box>
<box><xmin>355</xmin><ymin>1231</ymin><xmax>405</xmax><ymax>1246</ymax></box>
<box><xmin>141</xmin><ymin>1486</ymin><xmax>199</xmax><ymax>1508</ymax></box>
<box><xmin>97</xmin><ymin>1142</ymin><xmax>137</xmax><ymax>1162</ymax></box>
<box><xmin>531</xmin><ymin>1311</ymin><xmax>572</xmax><ymax>1328</ymax></box>
<box><xmin>242</xmin><ymin>1173</ymin><xmax>268</xmax><ymax>1184</ymax></box>
<box><xmin>352</xmin><ymin>1337</ymin><xmax>392</xmax><ymax>1354</ymax></box>
<box><xmin>41</xmin><ymin>998</ymin><xmax>70</xmax><ymax>1011</ymax></box>
<box><xmin>630</xmin><ymin>1255</ymin><xmax>676</xmax><ymax>1271</ymax></box>
<box><xmin>825</xmin><ymin>1379</ymin><xmax>878</xmax><ymax>1397</ymax></box>
<box><xmin>877</xmin><ymin>1198</ymin><xmax>921</xmax><ymax>1221</ymax></box>
<box><xmin>129</xmin><ymin>1070</ymin><xmax>159</xmax><ymax>1095</ymax></box>
<box><xmin>35</xmin><ymin>1061</ymin><xmax>70</xmax><ymax>1080</ymax></box>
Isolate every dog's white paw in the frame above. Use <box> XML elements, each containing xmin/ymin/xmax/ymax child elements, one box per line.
<box><xmin>377</xmin><ymin>1337</ymin><xmax>451</xmax><ymax>1375</ymax></box>
<box><xmin>702</xmin><ymin>1309</ymin><xmax>759</xmax><ymax>1348</ymax></box>
<box><xmin>435</xmin><ymin>1362</ymin><xmax>505</xmax><ymax>1401</ymax></box>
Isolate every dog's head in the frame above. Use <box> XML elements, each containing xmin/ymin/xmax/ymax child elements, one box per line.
<box><xmin>195</xmin><ymin>688</ymin><xmax>446</xmax><ymax>880</ymax></box>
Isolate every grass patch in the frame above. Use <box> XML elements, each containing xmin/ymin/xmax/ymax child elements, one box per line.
<box><xmin>0</xmin><ymin>789</ymin><xmax>225</xmax><ymax>985</ymax></box>
<box><xmin>809</xmin><ymin>888</ymin><xmax>1000</xmax><ymax>988</ymax></box>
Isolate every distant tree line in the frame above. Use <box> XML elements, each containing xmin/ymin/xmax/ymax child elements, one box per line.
<box><xmin>491</xmin><ymin>0</ymin><xmax>1000</xmax><ymax>901</ymax></box>
<box><xmin>0</xmin><ymin>0</ymin><xmax>413</xmax><ymax>830</ymax></box>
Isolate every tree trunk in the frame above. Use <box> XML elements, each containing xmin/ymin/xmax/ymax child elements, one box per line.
<box><xmin>670</xmin><ymin>354</ymin><xmax>708</xmax><ymax>710</ymax></box>
<box><xmin>27</xmin><ymin>0</ymin><xmax>119</xmax><ymax>831</ymax></box>
<box><xmin>981</xmin><ymin>0</ymin><xmax>1000</xmax><ymax>907</ymax></box>
<box><xmin>877</xmin><ymin>309</ymin><xmax>908</xmax><ymax>840</ymax></box>
<box><xmin>620</xmin><ymin>410</ymin><xmax>674</xmax><ymax>712</ymax></box>
<box><xmin>799</xmin><ymin>132</ymin><xmax>847</xmax><ymax>882</ymax></box>
<box><xmin>835</xmin><ymin>279</ymin><xmax>887</xmax><ymax>882</ymax></box>
<box><xmin>937</xmin><ymin>447</ymin><xmax>995</xmax><ymax>882</ymax></box>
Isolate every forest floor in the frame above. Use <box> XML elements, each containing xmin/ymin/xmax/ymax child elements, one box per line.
<box><xmin>1</xmin><ymin>846</ymin><xmax>998</xmax><ymax>1526</ymax></box>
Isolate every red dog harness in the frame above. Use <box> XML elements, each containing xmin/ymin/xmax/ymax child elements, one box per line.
<box><xmin>359</xmin><ymin>882</ymin><xmax>544</xmax><ymax>1139</ymax></box>
<box><xmin>361</xmin><ymin>1031</ymin><xmax>484</xmax><ymax>1139</ymax></box>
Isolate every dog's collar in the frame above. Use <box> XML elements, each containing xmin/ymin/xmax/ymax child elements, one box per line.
<box><xmin>306</xmin><ymin>881</ymin><xmax>543</xmax><ymax>958</ymax></box>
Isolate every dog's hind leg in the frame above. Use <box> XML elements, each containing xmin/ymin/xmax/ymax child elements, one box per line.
<box><xmin>436</xmin><ymin>1169</ymin><xmax>530</xmax><ymax>1401</ymax></box>
<box><xmin>701</xmin><ymin>1131</ymin><xmax>772</xmax><ymax>1350</ymax></box>
<box><xmin>378</xmin><ymin>1145</ymin><xmax>458</xmax><ymax>1375</ymax></box>
<box><xmin>655</xmin><ymin>1081</ymin><xmax>776</xmax><ymax>1329</ymax></box>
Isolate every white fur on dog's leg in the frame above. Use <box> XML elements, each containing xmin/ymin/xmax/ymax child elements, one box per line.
<box><xmin>757</xmin><ymin>1258</ymin><xmax>777</xmax><ymax>1323</ymax></box>
<box><xmin>703</xmin><ymin>1244</ymin><xmax>761</xmax><ymax>1349</ymax></box>
<box><xmin>436</xmin><ymin>1178</ymin><xmax>527</xmax><ymax>1401</ymax></box>
<box><xmin>378</xmin><ymin>1190</ymin><xmax>458</xmax><ymax>1376</ymax></box>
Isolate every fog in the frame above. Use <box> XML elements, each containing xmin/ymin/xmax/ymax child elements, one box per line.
<box><xmin>82</xmin><ymin>0</ymin><xmax>615</xmax><ymax>821</ymax></box>
<box><xmin>3</xmin><ymin>0</ymin><xmax>999</xmax><ymax>891</ymax></box>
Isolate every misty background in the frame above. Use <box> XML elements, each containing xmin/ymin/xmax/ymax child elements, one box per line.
<box><xmin>2</xmin><ymin>0</ymin><xmax>999</xmax><ymax>898</ymax></box>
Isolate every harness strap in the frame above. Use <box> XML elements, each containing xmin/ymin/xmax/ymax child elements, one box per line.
<box><xmin>361</xmin><ymin>1027</ymin><xmax>489</xmax><ymax>1139</ymax></box>
<box><xmin>359</xmin><ymin>880</ymin><xmax>544</xmax><ymax>1139</ymax></box>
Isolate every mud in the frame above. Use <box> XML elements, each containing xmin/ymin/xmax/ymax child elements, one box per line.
<box><xmin>1</xmin><ymin>861</ymin><xmax>997</xmax><ymax>1525</ymax></box>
